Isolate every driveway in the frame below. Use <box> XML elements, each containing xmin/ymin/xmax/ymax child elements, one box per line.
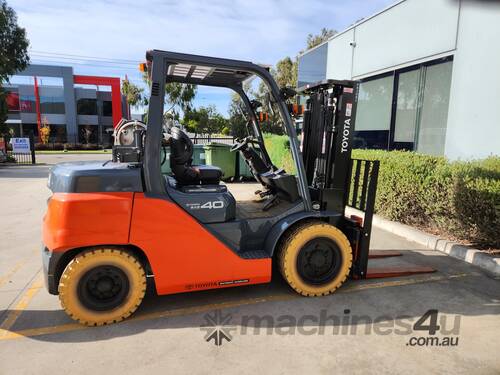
<box><xmin>0</xmin><ymin>157</ymin><xmax>499</xmax><ymax>375</ymax></box>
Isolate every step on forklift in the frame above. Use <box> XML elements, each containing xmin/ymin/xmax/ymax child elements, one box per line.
<box><xmin>42</xmin><ymin>50</ymin><xmax>434</xmax><ymax>326</ymax></box>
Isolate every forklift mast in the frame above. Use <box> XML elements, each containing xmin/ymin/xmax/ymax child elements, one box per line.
<box><xmin>299</xmin><ymin>80</ymin><xmax>380</xmax><ymax>278</ymax></box>
<box><xmin>299</xmin><ymin>80</ymin><xmax>358</xmax><ymax>213</ymax></box>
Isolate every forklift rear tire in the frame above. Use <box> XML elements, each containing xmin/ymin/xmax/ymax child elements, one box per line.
<box><xmin>278</xmin><ymin>222</ymin><xmax>352</xmax><ymax>297</ymax></box>
<box><xmin>58</xmin><ymin>248</ymin><xmax>146</xmax><ymax>326</ymax></box>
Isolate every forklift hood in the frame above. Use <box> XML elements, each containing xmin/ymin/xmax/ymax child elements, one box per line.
<box><xmin>48</xmin><ymin>161</ymin><xmax>143</xmax><ymax>193</ymax></box>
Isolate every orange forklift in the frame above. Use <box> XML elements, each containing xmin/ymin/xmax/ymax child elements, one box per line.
<box><xmin>42</xmin><ymin>50</ymin><xmax>432</xmax><ymax>326</ymax></box>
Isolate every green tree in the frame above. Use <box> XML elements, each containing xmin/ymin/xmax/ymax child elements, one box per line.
<box><xmin>165</xmin><ymin>82</ymin><xmax>197</xmax><ymax>119</ymax></box>
<box><xmin>0</xmin><ymin>0</ymin><xmax>30</xmax><ymax>136</ymax></box>
<box><xmin>227</xmin><ymin>27</ymin><xmax>338</xmax><ymax>137</ymax></box>
<box><xmin>305</xmin><ymin>27</ymin><xmax>337</xmax><ymax>50</ymax></box>
<box><xmin>182</xmin><ymin>106</ymin><xmax>228</xmax><ymax>135</ymax></box>
<box><xmin>227</xmin><ymin>92</ymin><xmax>247</xmax><ymax>139</ymax></box>
<box><xmin>142</xmin><ymin>72</ymin><xmax>197</xmax><ymax>121</ymax></box>
<box><xmin>121</xmin><ymin>78</ymin><xmax>143</xmax><ymax>109</ymax></box>
<box><xmin>0</xmin><ymin>91</ymin><xmax>8</xmax><ymax>136</ymax></box>
<box><xmin>275</xmin><ymin>56</ymin><xmax>297</xmax><ymax>88</ymax></box>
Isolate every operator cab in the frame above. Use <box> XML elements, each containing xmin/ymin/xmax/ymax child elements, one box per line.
<box><xmin>142</xmin><ymin>55</ymin><xmax>303</xmax><ymax>223</ymax></box>
<box><xmin>165</xmin><ymin>124</ymin><xmax>300</xmax><ymax>224</ymax></box>
<box><xmin>126</xmin><ymin>49</ymin><xmax>310</xmax><ymax>243</ymax></box>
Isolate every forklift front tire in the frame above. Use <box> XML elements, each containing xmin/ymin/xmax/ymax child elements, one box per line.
<box><xmin>278</xmin><ymin>222</ymin><xmax>352</xmax><ymax>297</ymax></box>
<box><xmin>58</xmin><ymin>248</ymin><xmax>146</xmax><ymax>326</ymax></box>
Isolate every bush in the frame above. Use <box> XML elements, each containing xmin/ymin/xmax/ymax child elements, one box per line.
<box><xmin>352</xmin><ymin>150</ymin><xmax>500</xmax><ymax>248</ymax></box>
<box><xmin>63</xmin><ymin>143</ymin><xmax>78</xmax><ymax>151</ymax></box>
<box><xmin>79</xmin><ymin>143</ymin><xmax>100</xmax><ymax>150</ymax></box>
<box><xmin>35</xmin><ymin>143</ymin><xmax>102</xmax><ymax>151</ymax></box>
<box><xmin>35</xmin><ymin>142</ymin><xmax>64</xmax><ymax>150</ymax></box>
<box><xmin>263</xmin><ymin>133</ymin><xmax>296</xmax><ymax>173</ymax></box>
<box><xmin>63</xmin><ymin>143</ymin><xmax>100</xmax><ymax>151</ymax></box>
<box><xmin>262</xmin><ymin>140</ymin><xmax>499</xmax><ymax>247</ymax></box>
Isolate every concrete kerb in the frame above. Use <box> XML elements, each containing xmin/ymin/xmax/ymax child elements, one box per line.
<box><xmin>345</xmin><ymin>207</ymin><xmax>500</xmax><ymax>278</ymax></box>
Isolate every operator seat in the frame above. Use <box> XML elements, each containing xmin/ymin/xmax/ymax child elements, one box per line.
<box><xmin>170</xmin><ymin>127</ymin><xmax>223</xmax><ymax>185</ymax></box>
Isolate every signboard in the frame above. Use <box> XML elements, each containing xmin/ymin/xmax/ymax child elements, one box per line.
<box><xmin>10</xmin><ymin>138</ymin><xmax>31</xmax><ymax>154</ymax></box>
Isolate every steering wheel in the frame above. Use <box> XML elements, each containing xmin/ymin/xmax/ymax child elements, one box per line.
<box><xmin>231</xmin><ymin>137</ymin><xmax>252</xmax><ymax>152</ymax></box>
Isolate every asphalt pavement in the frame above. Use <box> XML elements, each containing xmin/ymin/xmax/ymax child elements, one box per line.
<box><xmin>0</xmin><ymin>155</ymin><xmax>499</xmax><ymax>375</ymax></box>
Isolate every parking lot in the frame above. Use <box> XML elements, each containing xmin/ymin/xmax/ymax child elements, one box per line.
<box><xmin>1</xmin><ymin>155</ymin><xmax>499</xmax><ymax>375</ymax></box>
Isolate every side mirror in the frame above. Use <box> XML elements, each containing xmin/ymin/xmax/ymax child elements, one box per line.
<box><xmin>250</xmin><ymin>99</ymin><xmax>262</xmax><ymax>110</ymax></box>
<box><xmin>280</xmin><ymin>87</ymin><xmax>297</xmax><ymax>100</ymax></box>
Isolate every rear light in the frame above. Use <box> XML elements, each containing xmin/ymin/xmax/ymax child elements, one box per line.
<box><xmin>139</xmin><ymin>62</ymin><xmax>148</xmax><ymax>73</ymax></box>
<box><xmin>350</xmin><ymin>215</ymin><xmax>363</xmax><ymax>227</ymax></box>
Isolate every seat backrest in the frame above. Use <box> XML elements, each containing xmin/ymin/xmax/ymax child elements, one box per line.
<box><xmin>170</xmin><ymin>127</ymin><xmax>193</xmax><ymax>165</ymax></box>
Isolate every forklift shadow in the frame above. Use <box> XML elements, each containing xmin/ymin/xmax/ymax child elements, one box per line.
<box><xmin>3</xmin><ymin>250</ymin><xmax>499</xmax><ymax>343</ymax></box>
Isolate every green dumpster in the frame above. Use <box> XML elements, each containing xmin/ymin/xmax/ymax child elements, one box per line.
<box><xmin>160</xmin><ymin>146</ymin><xmax>171</xmax><ymax>174</ymax></box>
<box><xmin>204</xmin><ymin>142</ymin><xmax>236</xmax><ymax>180</ymax></box>
<box><xmin>192</xmin><ymin>144</ymin><xmax>206</xmax><ymax>165</ymax></box>
<box><xmin>236</xmin><ymin>150</ymin><xmax>256</xmax><ymax>180</ymax></box>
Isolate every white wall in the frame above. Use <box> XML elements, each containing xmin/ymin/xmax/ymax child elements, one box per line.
<box><xmin>444</xmin><ymin>1</ymin><xmax>500</xmax><ymax>159</ymax></box>
<box><xmin>324</xmin><ymin>0</ymin><xmax>460</xmax><ymax>79</ymax></box>
<box><xmin>299</xmin><ymin>0</ymin><xmax>500</xmax><ymax>159</ymax></box>
<box><xmin>325</xmin><ymin>29</ymin><xmax>354</xmax><ymax>80</ymax></box>
<box><xmin>352</xmin><ymin>0</ymin><xmax>459</xmax><ymax>77</ymax></box>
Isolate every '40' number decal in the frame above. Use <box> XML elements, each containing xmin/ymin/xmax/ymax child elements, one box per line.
<box><xmin>201</xmin><ymin>201</ymin><xmax>224</xmax><ymax>209</ymax></box>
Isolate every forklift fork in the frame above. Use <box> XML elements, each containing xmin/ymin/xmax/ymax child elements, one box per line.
<box><xmin>347</xmin><ymin>159</ymin><xmax>436</xmax><ymax>280</ymax></box>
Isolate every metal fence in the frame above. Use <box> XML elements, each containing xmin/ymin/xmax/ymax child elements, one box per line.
<box><xmin>31</xmin><ymin>136</ymin><xmax>235</xmax><ymax>150</ymax></box>
<box><xmin>191</xmin><ymin>136</ymin><xmax>235</xmax><ymax>145</ymax></box>
<box><xmin>4</xmin><ymin>134</ymin><xmax>36</xmax><ymax>165</ymax></box>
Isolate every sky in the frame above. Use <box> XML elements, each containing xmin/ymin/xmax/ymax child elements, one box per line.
<box><xmin>8</xmin><ymin>0</ymin><xmax>394</xmax><ymax>115</ymax></box>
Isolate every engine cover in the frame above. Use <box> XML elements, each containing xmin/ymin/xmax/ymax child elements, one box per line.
<box><xmin>165</xmin><ymin>177</ymin><xmax>235</xmax><ymax>223</ymax></box>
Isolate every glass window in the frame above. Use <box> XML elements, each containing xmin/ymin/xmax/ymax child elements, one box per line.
<box><xmin>102</xmin><ymin>126</ymin><xmax>114</xmax><ymax>147</ymax></box>
<box><xmin>20</xmin><ymin>94</ymin><xmax>35</xmax><ymax>112</ymax></box>
<box><xmin>297</xmin><ymin>43</ymin><xmax>328</xmax><ymax>87</ymax></box>
<box><xmin>78</xmin><ymin>125</ymin><xmax>98</xmax><ymax>144</ymax></box>
<box><xmin>22</xmin><ymin>124</ymin><xmax>38</xmax><ymax>137</ymax></box>
<box><xmin>40</xmin><ymin>96</ymin><xmax>65</xmax><ymax>114</ymax></box>
<box><xmin>49</xmin><ymin>125</ymin><xmax>67</xmax><ymax>143</ymax></box>
<box><xmin>417</xmin><ymin>61</ymin><xmax>453</xmax><ymax>155</ymax></box>
<box><xmin>20</xmin><ymin>94</ymin><xmax>65</xmax><ymax>114</ymax></box>
<box><xmin>356</xmin><ymin>75</ymin><xmax>394</xmax><ymax>131</ymax></box>
<box><xmin>102</xmin><ymin>101</ymin><xmax>112</xmax><ymax>117</ymax></box>
<box><xmin>394</xmin><ymin>69</ymin><xmax>420</xmax><ymax>143</ymax></box>
<box><xmin>77</xmin><ymin>98</ymin><xmax>98</xmax><ymax>115</ymax></box>
<box><xmin>243</xmin><ymin>77</ymin><xmax>296</xmax><ymax>174</ymax></box>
